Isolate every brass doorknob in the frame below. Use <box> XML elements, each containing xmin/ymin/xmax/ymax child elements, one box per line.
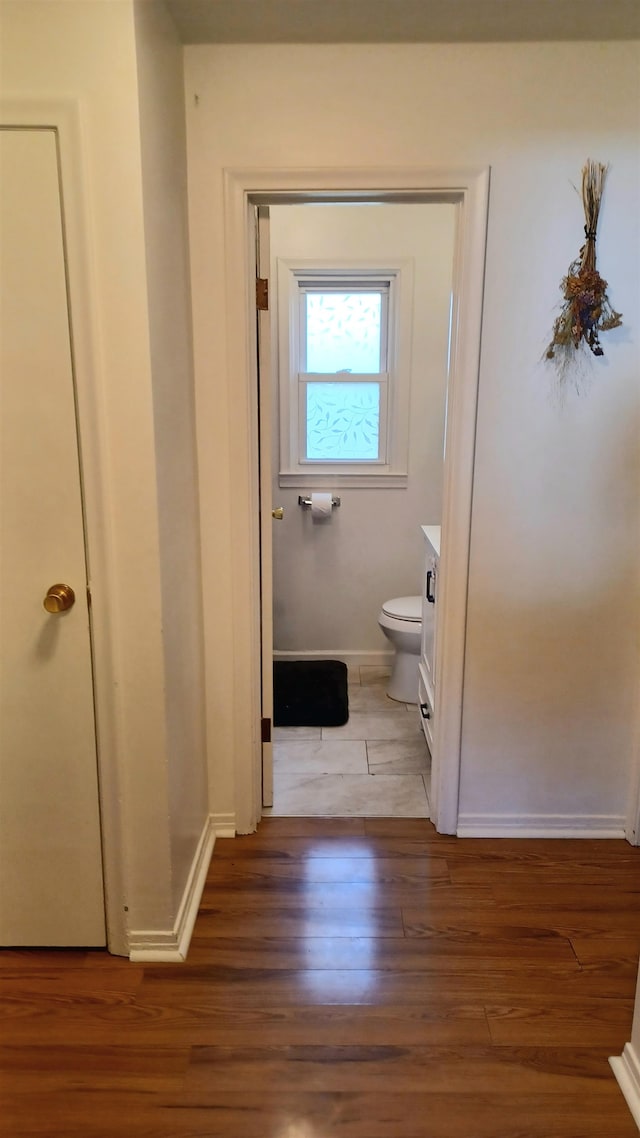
<box><xmin>43</xmin><ymin>583</ymin><xmax>76</xmax><ymax>613</ymax></box>
<box><xmin>272</xmin><ymin>507</ymin><xmax>284</xmax><ymax>520</ymax></box>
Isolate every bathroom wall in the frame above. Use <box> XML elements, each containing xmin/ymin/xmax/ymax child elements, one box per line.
<box><xmin>269</xmin><ymin>203</ymin><xmax>456</xmax><ymax>660</ymax></box>
<box><xmin>184</xmin><ymin>40</ymin><xmax>639</xmax><ymax>833</ymax></box>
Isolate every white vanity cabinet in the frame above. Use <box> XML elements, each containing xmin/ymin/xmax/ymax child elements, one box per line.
<box><xmin>418</xmin><ymin>525</ymin><xmax>440</xmax><ymax>752</ymax></box>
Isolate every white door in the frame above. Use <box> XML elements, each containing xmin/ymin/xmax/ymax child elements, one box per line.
<box><xmin>0</xmin><ymin>127</ymin><xmax>106</xmax><ymax>946</ymax></box>
<box><xmin>255</xmin><ymin>206</ymin><xmax>275</xmax><ymax>807</ymax></box>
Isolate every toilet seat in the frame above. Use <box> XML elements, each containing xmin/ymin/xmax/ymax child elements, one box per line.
<box><xmin>381</xmin><ymin>595</ymin><xmax>421</xmax><ymax>622</ymax></box>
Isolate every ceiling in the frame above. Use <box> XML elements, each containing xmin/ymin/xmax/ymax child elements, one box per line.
<box><xmin>166</xmin><ymin>0</ymin><xmax>640</xmax><ymax>44</ymax></box>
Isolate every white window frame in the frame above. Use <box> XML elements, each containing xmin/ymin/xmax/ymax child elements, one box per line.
<box><xmin>277</xmin><ymin>259</ymin><xmax>414</xmax><ymax>488</ymax></box>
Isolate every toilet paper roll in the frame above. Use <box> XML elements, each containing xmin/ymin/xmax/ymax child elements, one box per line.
<box><xmin>310</xmin><ymin>492</ymin><xmax>333</xmax><ymax>520</ymax></box>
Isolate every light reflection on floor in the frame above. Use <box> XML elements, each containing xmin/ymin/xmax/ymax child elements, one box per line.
<box><xmin>278</xmin><ymin>1120</ymin><xmax>323</xmax><ymax>1138</ymax></box>
<box><xmin>301</xmin><ymin>846</ymin><xmax>378</xmax><ymax>983</ymax></box>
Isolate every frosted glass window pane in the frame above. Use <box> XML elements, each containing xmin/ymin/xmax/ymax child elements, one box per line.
<box><xmin>305</xmin><ymin>293</ymin><xmax>382</xmax><ymax>373</ymax></box>
<box><xmin>305</xmin><ymin>382</ymin><xmax>380</xmax><ymax>460</ymax></box>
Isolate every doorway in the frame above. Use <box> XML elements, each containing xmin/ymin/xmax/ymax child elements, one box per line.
<box><xmin>263</xmin><ymin>201</ymin><xmax>457</xmax><ymax>818</ymax></box>
<box><xmin>222</xmin><ymin>166</ymin><xmax>489</xmax><ymax>836</ymax></box>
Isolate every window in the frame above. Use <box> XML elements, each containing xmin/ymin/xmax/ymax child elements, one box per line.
<box><xmin>277</xmin><ymin>261</ymin><xmax>413</xmax><ymax>486</ymax></box>
<box><xmin>301</xmin><ymin>284</ymin><xmax>387</xmax><ymax>463</ymax></box>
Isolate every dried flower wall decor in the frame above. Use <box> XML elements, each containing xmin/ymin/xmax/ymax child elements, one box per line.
<box><xmin>546</xmin><ymin>160</ymin><xmax>622</xmax><ymax>375</ymax></box>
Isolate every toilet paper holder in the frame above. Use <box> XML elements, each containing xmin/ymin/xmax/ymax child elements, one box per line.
<box><xmin>298</xmin><ymin>495</ymin><xmax>341</xmax><ymax>509</ymax></box>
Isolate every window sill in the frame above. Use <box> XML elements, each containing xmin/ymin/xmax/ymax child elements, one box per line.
<box><xmin>279</xmin><ymin>471</ymin><xmax>409</xmax><ymax>489</ymax></box>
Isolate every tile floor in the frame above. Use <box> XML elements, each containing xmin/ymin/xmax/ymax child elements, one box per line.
<box><xmin>264</xmin><ymin>665</ymin><xmax>431</xmax><ymax>818</ymax></box>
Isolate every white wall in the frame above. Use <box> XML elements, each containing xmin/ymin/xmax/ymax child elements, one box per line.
<box><xmin>184</xmin><ymin>41</ymin><xmax>640</xmax><ymax>831</ymax></box>
<box><xmin>1</xmin><ymin>0</ymin><xmax>209</xmax><ymax>945</ymax></box>
<box><xmin>133</xmin><ymin>0</ymin><xmax>208</xmax><ymax>917</ymax></box>
<box><xmin>269</xmin><ymin>203</ymin><xmax>455</xmax><ymax>656</ymax></box>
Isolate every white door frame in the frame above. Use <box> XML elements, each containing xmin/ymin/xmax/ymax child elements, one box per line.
<box><xmin>223</xmin><ymin>166</ymin><xmax>490</xmax><ymax>835</ymax></box>
<box><xmin>625</xmin><ymin>734</ymin><xmax>640</xmax><ymax>846</ymax></box>
<box><xmin>1</xmin><ymin>98</ymin><xmax>128</xmax><ymax>952</ymax></box>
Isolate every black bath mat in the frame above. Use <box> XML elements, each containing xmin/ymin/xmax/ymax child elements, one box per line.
<box><xmin>273</xmin><ymin>660</ymin><xmax>349</xmax><ymax>727</ymax></box>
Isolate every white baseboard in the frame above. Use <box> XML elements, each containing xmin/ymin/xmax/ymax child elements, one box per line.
<box><xmin>211</xmin><ymin>811</ymin><xmax>236</xmax><ymax>838</ymax></box>
<box><xmin>129</xmin><ymin>814</ymin><xmax>216</xmax><ymax>962</ymax></box>
<box><xmin>456</xmin><ymin>813</ymin><xmax>627</xmax><ymax>839</ymax></box>
<box><xmin>610</xmin><ymin>1045</ymin><xmax>640</xmax><ymax>1131</ymax></box>
<box><xmin>273</xmin><ymin>649</ymin><xmax>393</xmax><ymax>668</ymax></box>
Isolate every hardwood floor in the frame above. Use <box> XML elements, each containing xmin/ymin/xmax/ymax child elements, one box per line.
<box><xmin>2</xmin><ymin>817</ymin><xmax>640</xmax><ymax>1136</ymax></box>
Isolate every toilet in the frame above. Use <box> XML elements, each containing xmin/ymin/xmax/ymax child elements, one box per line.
<box><xmin>378</xmin><ymin>595</ymin><xmax>422</xmax><ymax>703</ymax></box>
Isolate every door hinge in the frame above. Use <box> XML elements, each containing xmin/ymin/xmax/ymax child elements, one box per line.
<box><xmin>86</xmin><ymin>585</ymin><xmax>92</xmax><ymax>609</ymax></box>
<box><xmin>261</xmin><ymin>717</ymin><xmax>272</xmax><ymax>743</ymax></box>
<box><xmin>256</xmin><ymin>277</ymin><xmax>269</xmax><ymax>311</ymax></box>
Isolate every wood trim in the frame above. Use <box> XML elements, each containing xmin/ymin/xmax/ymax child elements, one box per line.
<box><xmin>211</xmin><ymin>812</ymin><xmax>237</xmax><ymax>838</ymax></box>
<box><xmin>273</xmin><ymin>649</ymin><xmax>394</xmax><ymax>668</ymax></box>
<box><xmin>610</xmin><ymin>1045</ymin><xmax>640</xmax><ymax>1131</ymax></box>
<box><xmin>223</xmin><ymin>165</ymin><xmax>490</xmax><ymax>838</ymax></box>
<box><xmin>278</xmin><ymin>472</ymin><xmax>409</xmax><ymax>488</ymax></box>
<box><xmin>129</xmin><ymin>815</ymin><xmax>215</xmax><ymax>962</ymax></box>
<box><xmin>430</xmin><ymin>168</ymin><xmax>490</xmax><ymax>833</ymax></box>
<box><xmin>625</xmin><ymin>735</ymin><xmax>640</xmax><ymax>845</ymax></box>
<box><xmin>457</xmin><ymin>813</ymin><xmax>627</xmax><ymax>839</ymax></box>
